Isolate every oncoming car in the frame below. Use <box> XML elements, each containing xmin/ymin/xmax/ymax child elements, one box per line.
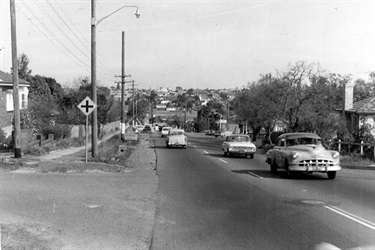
<box><xmin>161</xmin><ymin>127</ymin><xmax>172</xmax><ymax>137</ymax></box>
<box><xmin>222</xmin><ymin>134</ymin><xmax>256</xmax><ymax>159</ymax></box>
<box><xmin>266</xmin><ymin>133</ymin><xmax>341</xmax><ymax>179</ymax></box>
<box><xmin>166</xmin><ymin>129</ymin><xmax>187</xmax><ymax>148</ymax></box>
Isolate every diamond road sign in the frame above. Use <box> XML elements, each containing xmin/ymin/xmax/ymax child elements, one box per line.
<box><xmin>78</xmin><ymin>96</ymin><xmax>97</xmax><ymax>116</ymax></box>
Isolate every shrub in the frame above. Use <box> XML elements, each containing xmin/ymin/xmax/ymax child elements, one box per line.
<box><xmin>262</xmin><ymin>144</ymin><xmax>275</xmax><ymax>154</ymax></box>
<box><xmin>41</xmin><ymin>124</ymin><xmax>71</xmax><ymax>139</ymax></box>
<box><xmin>23</xmin><ymin>146</ymin><xmax>47</xmax><ymax>156</ymax></box>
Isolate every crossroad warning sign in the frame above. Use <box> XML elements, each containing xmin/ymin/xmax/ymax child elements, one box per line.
<box><xmin>78</xmin><ymin>96</ymin><xmax>97</xmax><ymax>116</ymax></box>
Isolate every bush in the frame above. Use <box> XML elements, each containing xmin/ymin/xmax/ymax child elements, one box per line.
<box><xmin>262</xmin><ymin>144</ymin><xmax>275</xmax><ymax>154</ymax></box>
<box><xmin>23</xmin><ymin>146</ymin><xmax>47</xmax><ymax>156</ymax></box>
<box><xmin>41</xmin><ymin>124</ymin><xmax>71</xmax><ymax>139</ymax></box>
<box><xmin>0</xmin><ymin>129</ymin><xmax>12</xmax><ymax>150</ymax></box>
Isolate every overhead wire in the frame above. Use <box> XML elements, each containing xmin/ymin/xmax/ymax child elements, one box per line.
<box><xmin>18</xmin><ymin>0</ymin><xmax>91</xmax><ymax>73</ymax></box>
<box><xmin>32</xmin><ymin>0</ymin><xmax>114</xmax><ymax>80</ymax></box>
<box><xmin>17</xmin><ymin>3</ymin><xmax>91</xmax><ymax>75</ymax></box>
<box><xmin>18</xmin><ymin>0</ymin><xmax>119</xmax><ymax>86</ymax></box>
<box><xmin>50</xmin><ymin>0</ymin><xmax>119</xmax><ymax>79</ymax></box>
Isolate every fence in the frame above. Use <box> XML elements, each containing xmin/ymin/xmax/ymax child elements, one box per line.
<box><xmin>327</xmin><ymin>140</ymin><xmax>375</xmax><ymax>158</ymax></box>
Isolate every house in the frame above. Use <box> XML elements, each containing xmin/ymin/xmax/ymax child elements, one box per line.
<box><xmin>337</xmin><ymin>83</ymin><xmax>375</xmax><ymax>136</ymax></box>
<box><xmin>0</xmin><ymin>70</ymin><xmax>29</xmax><ymax>137</ymax></box>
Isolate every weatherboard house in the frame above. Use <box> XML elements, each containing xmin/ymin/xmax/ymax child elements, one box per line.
<box><xmin>336</xmin><ymin>83</ymin><xmax>375</xmax><ymax>137</ymax></box>
<box><xmin>0</xmin><ymin>70</ymin><xmax>29</xmax><ymax>137</ymax></box>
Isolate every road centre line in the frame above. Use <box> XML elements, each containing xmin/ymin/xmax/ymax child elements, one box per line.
<box><xmin>204</xmin><ymin>151</ymin><xmax>209</xmax><ymax>154</ymax></box>
<box><xmin>219</xmin><ymin>159</ymin><xmax>228</xmax><ymax>164</ymax></box>
<box><xmin>324</xmin><ymin>205</ymin><xmax>375</xmax><ymax>231</ymax></box>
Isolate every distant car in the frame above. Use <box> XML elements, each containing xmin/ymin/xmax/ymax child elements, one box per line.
<box><xmin>265</xmin><ymin>132</ymin><xmax>341</xmax><ymax>179</ymax></box>
<box><xmin>136</xmin><ymin>125</ymin><xmax>144</xmax><ymax>132</ymax></box>
<box><xmin>222</xmin><ymin>134</ymin><xmax>256</xmax><ymax>159</ymax></box>
<box><xmin>143</xmin><ymin>125</ymin><xmax>151</xmax><ymax>132</ymax></box>
<box><xmin>215</xmin><ymin>130</ymin><xmax>233</xmax><ymax>138</ymax></box>
<box><xmin>205</xmin><ymin>130</ymin><xmax>214</xmax><ymax>135</ymax></box>
<box><xmin>166</xmin><ymin>129</ymin><xmax>187</xmax><ymax>148</ymax></box>
<box><xmin>161</xmin><ymin>127</ymin><xmax>172</xmax><ymax>137</ymax></box>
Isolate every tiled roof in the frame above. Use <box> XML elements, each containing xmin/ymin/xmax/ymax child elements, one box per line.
<box><xmin>0</xmin><ymin>70</ymin><xmax>29</xmax><ymax>85</ymax></box>
<box><xmin>345</xmin><ymin>96</ymin><xmax>375</xmax><ymax>114</ymax></box>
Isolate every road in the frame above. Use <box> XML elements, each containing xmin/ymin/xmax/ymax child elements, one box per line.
<box><xmin>0</xmin><ymin>170</ymin><xmax>157</xmax><ymax>249</ymax></box>
<box><xmin>151</xmin><ymin>132</ymin><xmax>375</xmax><ymax>250</ymax></box>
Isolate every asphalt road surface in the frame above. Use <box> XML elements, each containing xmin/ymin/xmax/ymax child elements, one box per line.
<box><xmin>151</xmin><ymin>132</ymin><xmax>375</xmax><ymax>250</ymax></box>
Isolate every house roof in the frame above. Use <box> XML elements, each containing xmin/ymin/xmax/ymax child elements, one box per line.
<box><xmin>0</xmin><ymin>70</ymin><xmax>29</xmax><ymax>86</ymax></box>
<box><xmin>347</xmin><ymin>96</ymin><xmax>375</xmax><ymax>114</ymax></box>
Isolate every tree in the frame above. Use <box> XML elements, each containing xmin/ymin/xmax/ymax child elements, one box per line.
<box><xmin>353</xmin><ymin>72</ymin><xmax>375</xmax><ymax>102</ymax></box>
<box><xmin>17</xmin><ymin>53</ymin><xmax>32</xmax><ymax>80</ymax></box>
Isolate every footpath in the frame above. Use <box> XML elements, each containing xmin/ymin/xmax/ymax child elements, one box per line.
<box><xmin>0</xmin><ymin>132</ymin><xmax>159</xmax><ymax>249</ymax></box>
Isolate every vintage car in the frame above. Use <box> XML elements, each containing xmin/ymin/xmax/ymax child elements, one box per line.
<box><xmin>161</xmin><ymin>126</ymin><xmax>172</xmax><ymax>137</ymax></box>
<box><xmin>266</xmin><ymin>133</ymin><xmax>341</xmax><ymax>179</ymax></box>
<box><xmin>166</xmin><ymin>129</ymin><xmax>187</xmax><ymax>148</ymax></box>
<box><xmin>222</xmin><ymin>134</ymin><xmax>256</xmax><ymax>159</ymax></box>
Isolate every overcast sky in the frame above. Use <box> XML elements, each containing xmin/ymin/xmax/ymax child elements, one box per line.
<box><xmin>1</xmin><ymin>0</ymin><xmax>375</xmax><ymax>90</ymax></box>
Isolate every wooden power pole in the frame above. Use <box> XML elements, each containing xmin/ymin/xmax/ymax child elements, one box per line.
<box><xmin>10</xmin><ymin>0</ymin><xmax>21</xmax><ymax>158</ymax></box>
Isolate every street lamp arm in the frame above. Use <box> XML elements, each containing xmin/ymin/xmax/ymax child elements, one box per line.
<box><xmin>96</xmin><ymin>5</ymin><xmax>139</xmax><ymax>25</ymax></box>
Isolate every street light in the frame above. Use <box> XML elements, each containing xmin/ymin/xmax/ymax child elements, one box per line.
<box><xmin>91</xmin><ymin>1</ymin><xmax>140</xmax><ymax>157</ymax></box>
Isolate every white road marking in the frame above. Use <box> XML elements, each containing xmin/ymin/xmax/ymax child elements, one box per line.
<box><xmin>219</xmin><ymin>159</ymin><xmax>228</xmax><ymax>164</ymax></box>
<box><xmin>204</xmin><ymin>151</ymin><xmax>209</xmax><ymax>154</ymax></box>
<box><xmin>192</xmin><ymin>145</ymin><xmax>197</xmax><ymax>148</ymax></box>
<box><xmin>325</xmin><ymin>205</ymin><xmax>375</xmax><ymax>231</ymax></box>
<box><xmin>247</xmin><ymin>172</ymin><xmax>264</xmax><ymax>179</ymax></box>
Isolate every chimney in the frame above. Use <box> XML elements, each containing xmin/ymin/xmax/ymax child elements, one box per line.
<box><xmin>344</xmin><ymin>82</ymin><xmax>353</xmax><ymax>111</ymax></box>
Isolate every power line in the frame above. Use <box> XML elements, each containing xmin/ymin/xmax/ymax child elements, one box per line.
<box><xmin>17</xmin><ymin>3</ymin><xmax>91</xmax><ymax>74</ymax></box>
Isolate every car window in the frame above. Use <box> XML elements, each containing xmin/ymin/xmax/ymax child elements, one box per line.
<box><xmin>296</xmin><ymin>137</ymin><xmax>322</xmax><ymax>145</ymax></box>
<box><xmin>229</xmin><ymin>136</ymin><xmax>249</xmax><ymax>142</ymax></box>
<box><xmin>169</xmin><ymin>131</ymin><xmax>184</xmax><ymax>136</ymax></box>
<box><xmin>277</xmin><ymin>138</ymin><xmax>285</xmax><ymax>147</ymax></box>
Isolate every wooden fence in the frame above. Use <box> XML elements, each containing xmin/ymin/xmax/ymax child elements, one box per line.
<box><xmin>327</xmin><ymin>140</ymin><xmax>375</xmax><ymax>157</ymax></box>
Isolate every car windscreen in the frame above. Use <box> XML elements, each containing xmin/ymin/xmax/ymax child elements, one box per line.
<box><xmin>169</xmin><ymin>131</ymin><xmax>184</xmax><ymax>136</ymax></box>
<box><xmin>228</xmin><ymin>136</ymin><xmax>249</xmax><ymax>142</ymax></box>
<box><xmin>286</xmin><ymin>137</ymin><xmax>322</xmax><ymax>146</ymax></box>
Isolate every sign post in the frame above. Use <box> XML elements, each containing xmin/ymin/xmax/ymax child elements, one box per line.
<box><xmin>78</xmin><ymin>97</ymin><xmax>97</xmax><ymax>163</ymax></box>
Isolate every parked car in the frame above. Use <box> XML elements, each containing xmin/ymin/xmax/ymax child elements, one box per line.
<box><xmin>166</xmin><ymin>129</ymin><xmax>187</xmax><ymax>148</ymax></box>
<box><xmin>161</xmin><ymin>127</ymin><xmax>172</xmax><ymax>137</ymax></box>
<box><xmin>222</xmin><ymin>134</ymin><xmax>256</xmax><ymax>159</ymax></box>
<box><xmin>143</xmin><ymin>125</ymin><xmax>151</xmax><ymax>132</ymax></box>
<box><xmin>265</xmin><ymin>132</ymin><xmax>341</xmax><ymax>179</ymax></box>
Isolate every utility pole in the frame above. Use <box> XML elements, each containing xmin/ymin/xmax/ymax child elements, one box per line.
<box><xmin>132</xmin><ymin>80</ymin><xmax>134</xmax><ymax>127</ymax></box>
<box><xmin>116</xmin><ymin>31</ymin><xmax>131</xmax><ymax>142</ymax></box>
<box><xmin>91</xmin><ymin>0</ymin><xmax>98</xmax><ymax>157</ymax></box>
<box><xmin>10</xmin><ymin>0</ymin><xmax>21</xmax><ymax>158</ymax></box>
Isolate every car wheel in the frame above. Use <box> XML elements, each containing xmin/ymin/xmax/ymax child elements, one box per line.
<box><xmin>270</xmin><ymin>160</ymin><xmax>277</xmax><ymax>173</ymax></box>
<box><xmin>249</xmin><ymin>154</ymin><xmax>254</xmax><ymax>159</ymax></box>
<box><xmin>285</xmin><ymin>160</ymin><xmax>294</xmax><ymax>178</ymax></box>
<box><xmin>224</xmin><ymin>151</ymin><xmax>227</xmax><ymax>156</ymax></box>
<box><xmin>182</xmin><ymin>145</ymin><xmax>186</xmax><ymax>149</ymax></box>
<box><xmin>227</xmin><ymin>150</ymin><xmax>231</xmax><ymax>157</ymax></box>
<box><xmin>327</xmin><ymin>171</ymin><xmax>336</xmax><ymax>179</ymax></box>
<box><xmin>166</xmin><ymin>143</ymin><xmax>169</xmax><ymax>148</ymax></box>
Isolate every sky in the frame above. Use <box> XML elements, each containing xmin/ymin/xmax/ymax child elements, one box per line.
<box><xmin>1</xmin><ymin>0</ymin><xmax>375</xmax><ymax>90</ymax></box>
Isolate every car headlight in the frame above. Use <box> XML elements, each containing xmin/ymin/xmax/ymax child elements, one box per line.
<box><xmin>291</xmin><ymin>152</ymin><xmax>299</xmax><ymax>159</ymax></box>
<box><xmin>331</xmin><ymin>151</ymin><xmax>340</xmax><ymax>159</ymax></box>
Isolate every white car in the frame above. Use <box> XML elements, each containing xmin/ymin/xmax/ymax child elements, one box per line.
<box><xmin>161</xmin><ymin>127</ymin><xmax>172</xmax><ymax>137</ymax></box>
<box><xmin>266</xmin><ymin>133</ymin><xmax>341</xmax><ymax>179</ymax></box>
<box><xmin>222</xmin><ymin>134</ymin><xmax>256</xmax><ymax>159</ymax></box>
<box><xmin>166</xmin><ymin>129</ymin><xmax>187</xmax><ymax>148</ymax></box>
